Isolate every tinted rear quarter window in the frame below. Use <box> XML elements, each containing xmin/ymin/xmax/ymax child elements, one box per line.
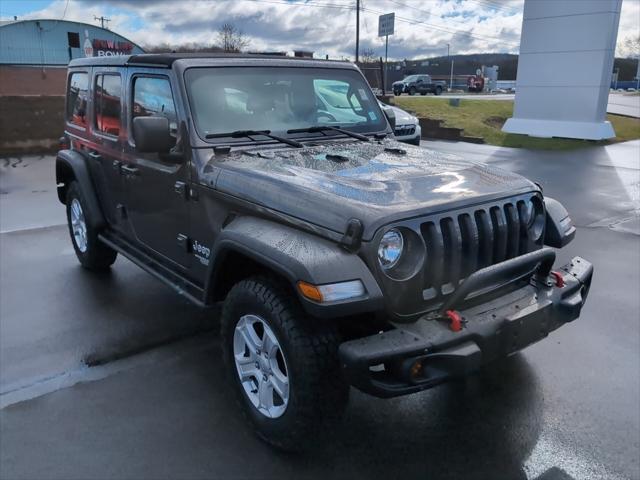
<box><xmin>94</xmin><ymin>74</ymin><xmax>122</xmax><ymax>137</ymax></box>
<box><xmin>66</xmin><ymin>72</ymin><xmax>89</xmax><ymax>128</ymax></box>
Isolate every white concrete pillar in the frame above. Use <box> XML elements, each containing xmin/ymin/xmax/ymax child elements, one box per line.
<box><xmin>503</xmin><ymin>0</ymin><xmax>622</xmax><ymax>140</ymax></box>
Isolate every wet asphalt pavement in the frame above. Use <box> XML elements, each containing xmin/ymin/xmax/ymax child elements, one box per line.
<box><xmin>0</xmin><ymin>141</ymin><xmax>639</xmax><ymax>480</ymax></box>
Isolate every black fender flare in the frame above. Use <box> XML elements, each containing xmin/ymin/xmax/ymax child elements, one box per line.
<box><xmin>55</xmin><ymin>149</ymin><xmax>106</xmax><ymax>230</ymax></box>
<box><xmin>205</xmin><ymin>217</ymin><xmax>384</xmax><ymax>318</ymax></box>
<box><xmin>543</xmin><ymin>196</ymin><xmax>575</xmax><ymax>248</ymax></box>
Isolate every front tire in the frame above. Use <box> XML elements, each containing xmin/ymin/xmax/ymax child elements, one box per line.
<box><xmin>65</xmin><ymin>181</ymin><xmax>117</xmax><ymax>270</ymax></box>
<box><xmin>221</xmin><ymin>276</ymin><xmax>348</xmax><ymax>451</ymax></box>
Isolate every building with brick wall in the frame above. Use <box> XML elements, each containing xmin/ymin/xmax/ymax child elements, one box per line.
<box><xmin>0</xmin><ymin>19</ymin><xmax>144</xmax><ymax>96</ymax></box>
<box><xmin>0</xmin><ymin>19</ymin><xmax>144</xmax><ymax>154</ymax></box>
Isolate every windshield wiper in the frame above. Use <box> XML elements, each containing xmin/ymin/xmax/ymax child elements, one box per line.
<box><xmin>205</xmin><ymin>130</ymin><xmax>303</xmax><ymax>148</ymax></box>
<box><xmin>286</xmin><ymin>125</ymin><xmax>370</xmax><ymax>142</ymax></box>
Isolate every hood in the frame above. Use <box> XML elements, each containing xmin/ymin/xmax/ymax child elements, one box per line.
<box><xmin>207</xmin><ymin>139</ymin><xmax>537</xmax><ymax>240</ymax></box>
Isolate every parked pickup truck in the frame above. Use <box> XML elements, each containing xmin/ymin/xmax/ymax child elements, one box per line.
<box><xmin>57</xmin><ymin>53</ymin><xmax>592</xmax><ymax>452</ymax></box>
<box><xmin>393</xmin><ymin>74</ymin><xmax>447</xmax><ymax>96</ymax></box>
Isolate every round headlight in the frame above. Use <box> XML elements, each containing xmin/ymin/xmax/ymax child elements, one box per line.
<box><xmin>378</xmin><ymin>229</ymin><xmax>404</xmax><ymax>269</ymax></box>
<box><xmin>527</xmin><ymin>198</ymin><xmax>545</xmax><ymax>241</ymax></box>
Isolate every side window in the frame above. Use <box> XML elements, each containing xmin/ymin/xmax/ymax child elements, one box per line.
<box><xmin>66</xmin><ymin>72</ymin><xmax>88</xmax><ymax>128</ymax></box>
<box><xmin>94</xmin><ymin>74</ymin><xmax>122</xmax><ymax>136</ymax></box>
<box><xmin>132</xmin><ymin>76</ymin><xmax>178</xmax><ymax>137</ymax></box>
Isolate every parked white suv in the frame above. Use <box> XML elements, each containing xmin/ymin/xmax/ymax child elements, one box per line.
<box><xmin>378</xmin><ymin>101</ymin><xmax>421</xmax><ymax>145</ymax></box>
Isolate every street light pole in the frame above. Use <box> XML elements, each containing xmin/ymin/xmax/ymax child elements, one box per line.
<box><xmin>355</xmin><ymin>0</ymin><xmax>360</xmax><ymax>63</ymax></box>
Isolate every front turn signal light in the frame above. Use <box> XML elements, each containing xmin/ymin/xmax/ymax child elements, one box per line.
<box><xmin>297</xmin><ymin>280</ymin><xmax>366</xmax><ymax>303</ymax></box>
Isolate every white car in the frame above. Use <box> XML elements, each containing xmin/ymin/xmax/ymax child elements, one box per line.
<box><xmin>378</xmin><ymin>101</ymin><xmax>421</xmax><ymax>146</ymax></box>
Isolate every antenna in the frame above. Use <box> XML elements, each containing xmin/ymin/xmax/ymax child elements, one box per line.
<box><xmin>94</xmin><ymin>15</ymin><xmax>111</xmax><ymax>29</ymax></box>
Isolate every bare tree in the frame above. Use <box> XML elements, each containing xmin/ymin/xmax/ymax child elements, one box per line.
<box><xmin>624</xmin><ymin>35</ymin><xmax>640</xmax><ymax>59</ymax></box>
<box><xmin>217</xmin><ymin>23</ymin><xmax>250</xmax><ymax>53</ymax></box>
<box><xmin>360</xmin><ymin>47</ymin><xmax>377</xmax><ymax>64</ymax></box>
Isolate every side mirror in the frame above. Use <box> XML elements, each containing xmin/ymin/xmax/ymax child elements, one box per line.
<box><xmin>383</xmin><ymin>107</ymin><xmax>396</xmax><ymax>130</ymax></box>
<box><xmin>133</xmin><ymin>116</ymin><xmax>173</xmax><ymax>153</ymax></box>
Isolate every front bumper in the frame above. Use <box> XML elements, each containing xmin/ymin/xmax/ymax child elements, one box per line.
<box><xmin>339</xmin><ymin>253</ymin><xmax>593</xmax><ymax>398</ymax></box>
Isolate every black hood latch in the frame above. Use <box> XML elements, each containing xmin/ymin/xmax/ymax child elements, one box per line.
<box><xmin>340</xmin><ymin>218</ymin><xmax>364</xmax><ymax>252</ymax></box>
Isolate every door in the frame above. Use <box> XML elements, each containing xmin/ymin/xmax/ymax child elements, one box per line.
<box><xmin>417</xmin><ymin>75</ymin><xmax>428</xmax><ymax>93</ymax></box>
<box><xmin>89</xmin><ymin>71</ymin><xmax>127</xmax><ymax>231</ymax></box>
<box><xmin>123</xmin><ymin>73</ymin><xmax>191</xmax><ymax>269</ymax></box>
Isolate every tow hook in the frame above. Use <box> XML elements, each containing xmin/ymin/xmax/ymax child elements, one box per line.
<box><xmin>445</xmin><ymin>310</ymin><xmax>463</xmax><ymax>332</ymax></box>
<box><xmin>550</xmin><ymin>271</ymin><xmax>565</xmax><ymax>288</ymax></box>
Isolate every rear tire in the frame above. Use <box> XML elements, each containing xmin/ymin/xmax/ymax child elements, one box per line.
<box><xmin>65</xmin><ymin>181</ymin><xmax>117</xmax><ymax>270</ymax></box>
<box><xmin>221</xmin><ymin>276</ymin><xmax>348</xmax><ymax>451</ymax></box>
<box><xmin>435</xmin><ymin>86</ymin><xmax>443</xmax><ymax>96</ymax></box>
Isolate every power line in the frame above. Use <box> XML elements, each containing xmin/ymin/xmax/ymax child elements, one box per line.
<box><xmin>384</xmin><ymin>0</ymin><xmax>519</xmax><ymax>44</ymax></box>
<box><xmin>464</xmin><ymin>0</ymin><xmax>521</xmax><ymax>15</ymax></box>
<box><xmin>243</xmin><ymin>0</ymin><xmax>355</xmax><ymax>11</ymax></box>
<box><xmin>37</xmin><ymin>0</ymin><xmax>70</xmax><ymax>32</ymax></box>
<box><xmin>361</xmin><ymin>5</ymin><xmax>520</xmax><ymax>47</ymax></box>
<box><xmin>61</xmin><ymin>0</ymin><xmax>69</xmax><ymax>21</ymax></box>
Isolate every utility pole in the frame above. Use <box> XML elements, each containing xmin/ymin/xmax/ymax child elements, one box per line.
<box><xmin>94</xmin><ymin>15</ymin><xmax>111</xmax><ymax>30</ymax></box>
<box><xmin>355</xmin><ymin>0</ymin><xmax>360</xmax><ymax>63</ymax></box>
<box><xmin>448</xmin><ymin>43</ymin><xmax>453</xmax><ymax>91</ymax></box>
<box><xmin>384</xmin><ymin>35</ymin><xmax>389</xmax><ymax>93</ymax></box>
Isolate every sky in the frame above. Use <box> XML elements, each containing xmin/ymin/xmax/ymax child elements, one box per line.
<box><xmin>1</xmin><ymin>0</ymin><xmax>639</xmax><ymax>60</ymax></box>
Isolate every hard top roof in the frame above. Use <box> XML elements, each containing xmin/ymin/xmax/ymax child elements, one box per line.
<box><xmin>68</xmin><ymin>53</ymin><xmax>355</xmax><ymax>70</ymax></box>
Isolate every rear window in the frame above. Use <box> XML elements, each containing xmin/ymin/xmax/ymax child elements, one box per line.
<box><xmin>94</xmin><ymin>74</ymin><xmax>122</xmax><ymax>137</ymax></box>
<box><xmin>66</xmin><ymin>72</ymin><xmax>89</xmax><ymax>128</ymax></box>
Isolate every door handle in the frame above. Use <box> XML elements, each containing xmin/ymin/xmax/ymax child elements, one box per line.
<box><xmin>112</xmin><ymin>160</ymin><xmax>122</xmax><ymax>170</ymax></box>
<box><xmin>88</xmin><ymin>151</ymin><xmax>101</xmax><ymax>161</ymax></box>
<box><xmin>121</xmin><ymin>165</ymin><xmax>139</xmax><ymax>177</ymax></box>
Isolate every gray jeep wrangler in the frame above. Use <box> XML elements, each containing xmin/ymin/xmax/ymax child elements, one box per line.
<box><xmin>57</xmin><ymin>53</ymin><xmax>593</xmax><ymax>451</ymax></box>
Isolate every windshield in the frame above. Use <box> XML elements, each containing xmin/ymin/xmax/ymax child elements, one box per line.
<box><xmin>402</xmin><ymin>75</ymin><xmax>418</xmax><ymax>82</ymax></box>
<box><xmin>185</xmin><ymin>66</ymin><xmax>387</xmax><ymax>141</ymax></box>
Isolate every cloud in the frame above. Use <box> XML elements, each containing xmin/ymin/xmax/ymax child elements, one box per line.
<box><xmin>3</xmin><ymin>0</ymin><xmax>639</xmax><ymax>60</ymax></box>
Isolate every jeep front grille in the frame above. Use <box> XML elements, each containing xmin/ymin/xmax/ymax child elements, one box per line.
<box><xmin>420</xmin><ymin>199</ymin><xmax>540</xmax><ymax>300</ymax></box>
